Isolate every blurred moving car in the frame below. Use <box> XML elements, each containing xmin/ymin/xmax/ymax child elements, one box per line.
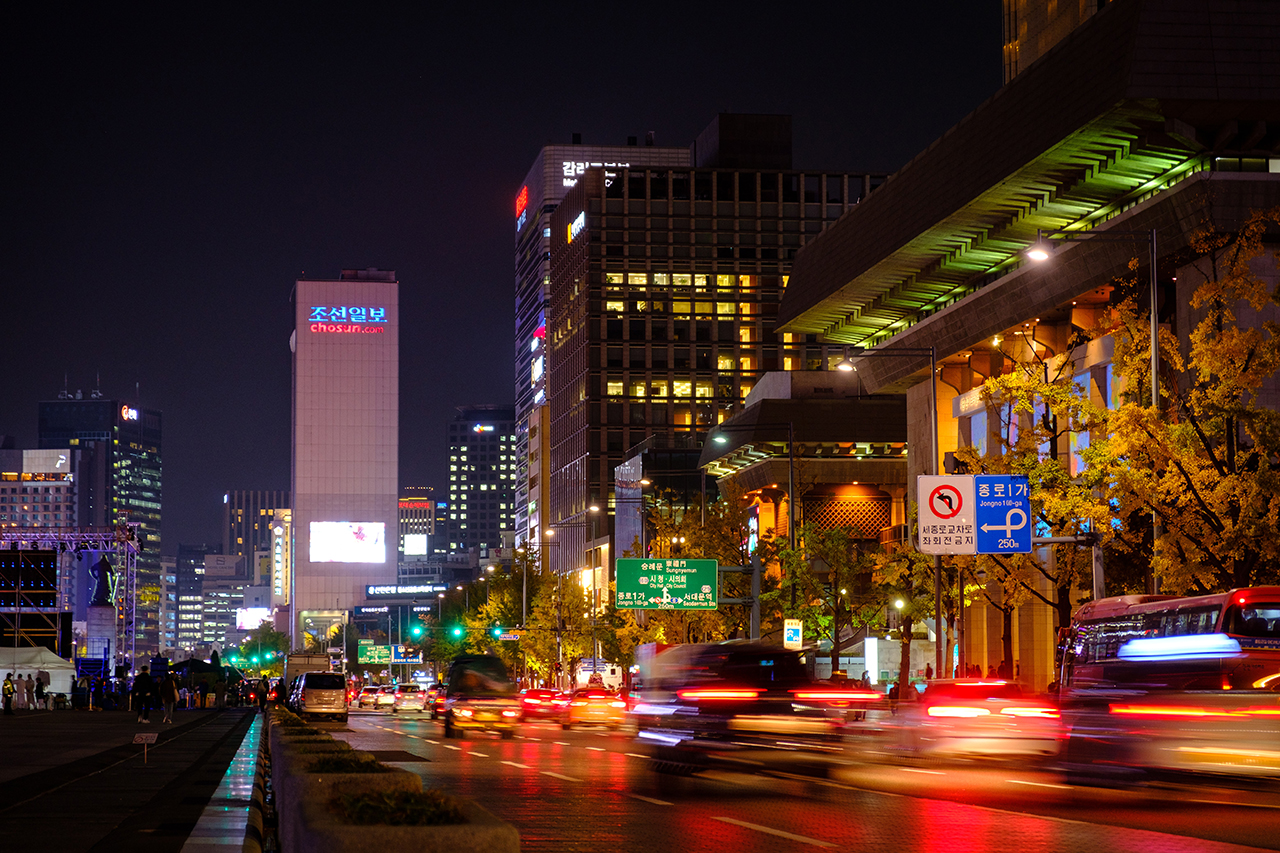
<box><xmin>374</xmin><ymin>685</ymin><xmax>396</xmax><ymax>709</ymax></box>
<box><xmin>294</xmin><ymin>671</ymin><xmax>349</xmax><ymax>723</ymax></box>
<box><xmin>427</xmin><ymin>684</ymin><xmax>445</xmax><ymax>719</ymax></box>
<box><xmin>518</xmin><ymin>688</ymin><xmax>565</xmax><ymax>722</ymax></box>
<box><xmin>356</xmin><ymin>686</ymin><xmax>381</xmax><ymax>708</ymax></box>
<box><xmin>633</xmin><ymin>642</ymin><xmax>877</xmax><ymax>777</ymax></box>
<box><xmin>890</xmin><ymin>679</ymin><xmax>1061</xmax><ymax>761</ymax></box>
<box><xmin>442</xmin><ymin>654</ymin><xmax>520</xmax><ymax>739</ymax></box>
<box><xmin>562</xmin><ymin>688</ymin><xmax>626</xmax><ymax>730</ymax></box>
<box><xmin>392</xmin><ymin>683</ymin><xmax>427</xmax><ymax>713</ymax></box>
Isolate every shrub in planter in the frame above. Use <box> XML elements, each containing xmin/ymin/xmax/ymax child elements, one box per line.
<box><xmin>304</xmin><ymin>753</ymin><xmax>392</xmax><ymax>774</ymax></box>
<box><xmin>333</xmin><ymin>789</ymin><xmax>467</xmax><ymax>826</ymax></box>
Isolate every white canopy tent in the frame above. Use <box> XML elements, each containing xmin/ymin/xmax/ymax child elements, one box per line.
<box><xmin>0</xmin><ymin>647</ymin><xmax>77</xmax><ymax>697</ymax></box>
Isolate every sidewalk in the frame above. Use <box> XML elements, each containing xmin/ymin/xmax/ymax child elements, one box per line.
<box><xmin>0</xmin><ymin>706</ymin><xmax>259</xmax><ymax>851</ymax></box>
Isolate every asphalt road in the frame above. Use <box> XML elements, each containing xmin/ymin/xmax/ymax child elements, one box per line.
<box><xmin>326</xmin><ymin>709</ymin><xmax>1279</xmax><ymax>853</ymax></box>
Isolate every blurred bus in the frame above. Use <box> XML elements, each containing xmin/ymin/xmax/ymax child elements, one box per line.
<box><xmin>1056</xmin><ymin>587</ymin><xmax>1280</xmax><ymax>785</ymax></box>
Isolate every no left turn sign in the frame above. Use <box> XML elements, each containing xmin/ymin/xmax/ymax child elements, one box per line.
<box><xmin>917</xmin><ymin>475</ymin><xmax>977</xmax><ymax>555</ymax></box>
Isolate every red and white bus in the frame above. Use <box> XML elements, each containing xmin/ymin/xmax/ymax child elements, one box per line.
<box><xmin>1058</xmin><ymin>586</ymin><xmax>1280</xmax><ymax>691</ymax></box>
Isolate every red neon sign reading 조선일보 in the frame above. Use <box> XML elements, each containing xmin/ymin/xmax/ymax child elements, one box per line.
<box><xmin>515</xmin><ymin>186</ymin><xmax>528</xmax><ymax>218</ymax></box>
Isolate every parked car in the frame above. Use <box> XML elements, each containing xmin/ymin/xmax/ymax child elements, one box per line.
<box><xmin>441</xmin><ymin>654</ymin><xmax>520</xmax><ymax>739</ymax></box>
<box><xmin>294</xmin><ymin>671</ymin><xmax>349</xmax><ymax>723</ymax></box>
<box><xmin>392</xmin><ymin>683</ymin><xmax>427</xmax><ymax>713</ymax></box>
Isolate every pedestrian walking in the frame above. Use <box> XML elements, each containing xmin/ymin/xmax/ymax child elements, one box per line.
<box><xmin>34</xmin><ymin>678</ymin><xmax>45</xmax><ymax>711</ymax></box>
<box><xmin>214</xmin><ymin>677</ymin><xmax>227</xmax><ymax>710</ymax></box>
<box><xmin>197</xmin><ymin>680</ymin><xmax>209</xmax><ymax>709</ymax></box>
<box><xmin>2</xmin><ymin>673</ymin><xmax>14</xmax><ymax>715</ymax></box>
<box><xmin>160</xmin><ymin>674</ymin><xmax>178</xmax><ymax>723</ymax></box>
<box><xmin>24</xmin><ymin>674</ymin><xmax>36</xmax><ymax>711</ymax></box>
<box><xmin>132</xmin><ymin>667</ymin><xmax>154</xmax><ymax>723</ymax></box>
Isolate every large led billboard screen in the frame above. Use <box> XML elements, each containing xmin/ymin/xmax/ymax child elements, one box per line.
<box><xmin>236</xmin><ymin>607</ymin><xmax>273</xmax><ymax>630</ymax></box>
<box><xmin>309</xmin><ymin>522</ymin><xmax>386</xmax><ymax>563</ymax></box>
<box><xmin>403</xmin><ymin>533</ymin><xmax>427</xmax><ymax>556</ymax></box>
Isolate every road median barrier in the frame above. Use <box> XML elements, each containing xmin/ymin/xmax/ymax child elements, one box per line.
<box><xmin>269</xmin><ymin>708</ymin><xmax>517</xmax><ymax>853</ymax></box>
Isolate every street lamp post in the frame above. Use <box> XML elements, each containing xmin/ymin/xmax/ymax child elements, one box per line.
<box><xmin>836</xmin><ymin>344</ymin><xmax>941</xmax><ymax>677</ymax></box>
<box><xmin>1029</xmin><ymin>227</ymin><xmax>1161</xmax><ymax>594</ymax></box>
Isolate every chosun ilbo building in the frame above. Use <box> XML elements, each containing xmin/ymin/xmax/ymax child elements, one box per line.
<box><xmin>290</xmin><ymin>268</ymin><xmax>399</xmax><ymax>648</ymax></box>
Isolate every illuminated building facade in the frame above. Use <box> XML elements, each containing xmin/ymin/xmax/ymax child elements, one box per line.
<box><xmin>398</xmin><ymin>486</ymin><xmax>438</xmax><ymax>557</ymax></box>
<box><xmin>546</xmin><ymin>114</ymin><xmax>886</xmax><ymax>574</ymax></box>
<box><xmin>291</xmin><ymin>269</ymin><xmax>399</xmax><ymax>643</ymax></box>
<box><xmin>223</xmin><ymin>490</ymin><xmax>290</xmax><ymax>561</ymax></box>
<box><xmin>445</xmin><ymin>405</ymin><xmax>516</xmax><ymax>570</ymax></box>
<box><xmin>514</xmin><ymin>139</ymin><xmax>692</xmax><ymax>548</ymax></box>
<box><xmin>776</xmin><ymin>0</ymin><xmax>1280</xmax><ymax>687</ymax></box>
<box><xmin>37</xmin><ymin>396</ymin><xmax>162</xmax><ymax>657</ymax></box>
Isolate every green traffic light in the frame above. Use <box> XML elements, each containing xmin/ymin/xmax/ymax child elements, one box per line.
<box><xmin>411</xmin><ymin>625</ymin><xmax>423</xmax><ymax>637</ymax></box>
<box><xmin>450</xmin><ymin>625</ymin><xmax>464</xmax><ymax>638</ymax></box>
<box><xmin>491</xmin><ymin>626</ymin><xmax>502</xmax><ymax>639</ymax></box>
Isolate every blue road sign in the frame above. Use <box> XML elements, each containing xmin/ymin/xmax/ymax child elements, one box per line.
<box><xmin>974</xmin><ymin>475</ymin><xmax>1032</xmax><ymax>554</ymax></box>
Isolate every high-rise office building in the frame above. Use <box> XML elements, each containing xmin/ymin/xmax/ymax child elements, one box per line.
<box><xmin>398</xmin><ymin>486</ymin><xmax>437</xmax><ymax>557</ymax></box>
<box><xmin>38</xmin><ymin>394</ymin><xmax>162</xmax><ymax>657</ymax></box>
<box><xmin>545</xmin><ymin>114</ymin><xmax>885</xmax><ymax>572</ymax></box>
<box><xmin>514</xmin><ymin>137</ymin><xmax>692</xmax><ymax>547</ymax></box>
<box><xmin>291</xmin><ymin>269</ymin><xmax>399</xmax><ymax>644</ymax></box>
<box><xmin>445</xmin><ymin>406</ymin><xmax>516</xmax><ymax>567</ymax></box>
<box><xmin>175</xmin><ymin>543</ymin><xmax>211</xmax><ymax>650</ymax></box>
<box><xmin>223</xmin><ymin>490</ymin><xmax>290</xmax><ymax>560</ymax></box>
<box><xmin>1002</xmin><ymin>0</ymin><xmax>1105</xmax><ymax>84</ymax></box>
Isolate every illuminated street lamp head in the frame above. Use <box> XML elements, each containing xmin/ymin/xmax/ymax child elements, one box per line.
<box><xmin>486</xmin><ymin>565</ymin><xmax>496</xmax><ymax>573</ymax></box>
<box><xmin>894</xmin><ymin>599</ymin><xmax>905</xmax><ymax>610</ymax></box>
<box><xmin>1026</xmin><ymin>236</ymin><xmax>1054</xmax><ymax>262</ymax></box>
<box><xmin>639</xmin><ymin>478</ymin><xmax>651</xmax><ymax>486</ymax></box>
<box><xmin>588</xmin><ymin>504</ymin><xmax>600</xmax><ymax>513</ymax></box>
<box><xmin>835</xmin><ymin>346</ymin><xmax>856</xmax><ymax>372</ymax></box>
<box><xmin>544</xmin><ymin>528</ymin><xmax>554</xmax><ymax>536</ymax></box>
<box><xmin>712</xmin><ymin>433</ymin><xmax>728</xmax><ymax>444</ymax></box>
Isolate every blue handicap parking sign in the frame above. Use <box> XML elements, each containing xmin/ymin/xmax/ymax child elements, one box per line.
<box><xmin>974</xmin><ymin>475</ymin><xmax>1032</xmax><ymax>554</ymax></box>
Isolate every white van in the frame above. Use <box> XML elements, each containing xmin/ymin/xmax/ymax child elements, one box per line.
<box><xmin>295</xmin><ymin>671</ymin><xmax>348</xmax><ymax>722</ymax></box>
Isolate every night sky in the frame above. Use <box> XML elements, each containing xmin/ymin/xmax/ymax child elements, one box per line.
<box><xmin>1</xmin><ymin>5</ymin><xmax>1002</xmax><ymax>552</ymax></box>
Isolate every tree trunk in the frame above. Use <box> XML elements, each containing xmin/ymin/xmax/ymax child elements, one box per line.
<box><xmin>1002</xmin><ymin>607</ymin><xmax>1014</xmax><ymax>678</ymax></box>
<box><xmin>830</xmin><ymin>600</ymin><xmax>843</xmax><ymax>676</ymax></box>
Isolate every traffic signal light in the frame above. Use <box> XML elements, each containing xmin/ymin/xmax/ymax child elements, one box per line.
<box><xmin>490</xmin><ymin>625</ymin><xmax>503</xmax><ymax>639</ymax></box>
<box><xmin>410</xmin><ymin>624</ymin><xmax>424</xmax><ymax>638</ymax></box>
<box><xmin>450</xmin><ymin>625</ymin><xmax>464</xmax><ymax>639</ymax></box>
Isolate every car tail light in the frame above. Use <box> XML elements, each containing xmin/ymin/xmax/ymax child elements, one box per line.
<box><xmin>553</xmin><ymin>697</ymin><xmax>570</xmax><ymax>706</ymax></box>
<box><xmin>1111</xmin><ymin>704</ymin><xmax>1280</xmax><ymax>719</ymax></box>
<box><xmin>502</xmin><ymin>710</ymin><xmax>519</xmax><ymax>717</ymax></box>
<box><xmin>609</xmin><ymin>701</ymin><xmax>627</xmax><ymax>708</ymax></box>
<box><xmin>523</xmin><ymin>698</ymin><xmax>541</xmax><ymax>705</ymax></box>
<box><xmin>927</xmin><ymin>705</ymin><xmax>991</xmax><ymax>718</ymax></box>
<box><xmin>571</xmin><ymin>700</ymin><xmax>588</xmax><ymax>706</ymax></box>
<box><xmin>791</xmin><ymin>689</ymin><xmax>881</xmax><ymax>702</ymax></box>
<box><xmin>677</xmin><ymin>688</ymin><xmax>761</xmax><ymax>700</ymax></box>
<box><xmin>1000</xmin><ymin>706</ymin><xmax>1059</xmax><ymax>719</ymax></box>
<box><xmin>457</xmin><ymin>708</ymin><xmax>474</xmax><ymax>717</ymax></box>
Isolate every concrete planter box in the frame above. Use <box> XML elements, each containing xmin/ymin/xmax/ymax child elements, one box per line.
<box><xmin>277</xmin><ymin>766</ymin><xmax>420</xmax><ymax>853</ymax></box>
<box><xmin>292</xmin><ymin>794</ymin><xmax>519</xmax><ymax>853</ymax></box>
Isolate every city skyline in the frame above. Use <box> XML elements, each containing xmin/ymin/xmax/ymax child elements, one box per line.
<box><xmin>1</xmin><ymin>6</ymin><xmax>1002</xmax><ymax>550</ymax></box>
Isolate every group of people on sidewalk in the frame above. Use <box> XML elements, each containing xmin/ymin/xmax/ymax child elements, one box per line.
<box><xmin>2</xmin><ymin>673</ymin><xmax>50</xmax><ymax>714</ymax></box>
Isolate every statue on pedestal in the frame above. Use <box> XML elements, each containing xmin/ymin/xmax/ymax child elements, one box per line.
<box><xmin>89</xmin><ymin>556</ymin><xmax>116</xmax><ymax>607</ymax></box>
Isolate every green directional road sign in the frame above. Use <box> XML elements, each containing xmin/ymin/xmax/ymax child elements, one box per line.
<box><xmin>357</xmin><ymin>644</ymin><xmax>391</xmax><ymax>664</ymax></box>
<box><xmin>615</xmin><ymin>558</ymin><xmax>718</xmax><ymax>610</ymax></box>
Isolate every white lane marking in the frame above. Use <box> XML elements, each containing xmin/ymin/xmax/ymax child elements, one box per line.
<box><xmin>502</xmin><ymin>761</ymin><xmax>532</xmax><ymax>769</ymax></box>
<box><xmin>1187</xmin><ymin>798</ymin><xmax>1280</xmax><ymax>810</ymax></box>
<box><xmin>628</xmin><ymin>794</ymin><xmax>672</xmax><ymax>806</ymax></box>
<box><xmin>1006</xmin><ymin>779</ymin><xmax>1071</xmax><ymax>790</ymax></box>
<box><xmin>712</xmin><ymin>817</ymin><xmax>836</xmax><ymax>848</ymax></box>
<box><xmin>423</xmin><ymin>739</ymin><xmax>439</xmax><ymax>745</ymax></box>
<box><xmin>625</xmin><ymin>753</ymin><xmax>649</xmax><ymax>759</ymax></box>
<box><xmin>443</xmin><ymin>744</ymin><xmax>461</xmax><ymax>751</ymax></box>
<box><xmin>541</xmin><ymin>771</ymin><xmax>582</xmax><ymax>782</ymax></box>
<box><xmin>900</xmin><ymin>767</ymin><xmax>945</xmax><ymax>775</ymax></box>
<box><xmin>525</xmin><ymin>736</ymin><xmax>541</xmax><ymax>741</ymax></box>
<box><xmin>468</xmin><ymin>751</ymin><xmax>489</xmax><ymax>757</ymax></box>
<box><xmin>585</xmin><ymin>747</ymin><xmax>606</xmax><ymax>752</ymax></box>
<box><xmin>554</xmin><ymin>741</ymin><xmax>571</xmax><ymax>746</ymax></box>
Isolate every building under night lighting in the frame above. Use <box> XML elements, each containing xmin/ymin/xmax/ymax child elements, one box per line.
<box><xmin>290</xmin><ymin>268</ymin><xmax>399</xmax><ymax>646</ymax></box>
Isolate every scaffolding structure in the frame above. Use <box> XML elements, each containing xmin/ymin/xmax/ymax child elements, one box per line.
<box><xmin>0</xmin><ymin>520</ymin><xmax>141</xmax><ymax>670</ymax></box>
